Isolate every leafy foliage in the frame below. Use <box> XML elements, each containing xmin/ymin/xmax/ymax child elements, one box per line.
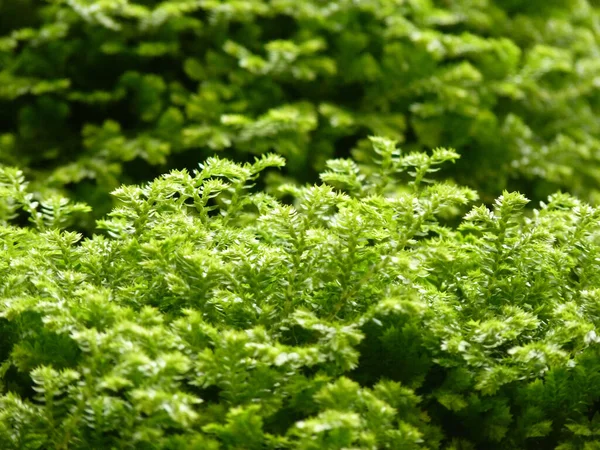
<box><xmin>3</xmin><ymin>0</ymin><xmax>600</xmax><ymax>224</ymax></box>
<box><xmin>2</xmin><ymin>138</ymin><xmax>600</xmax><ymax>448</ymax></box>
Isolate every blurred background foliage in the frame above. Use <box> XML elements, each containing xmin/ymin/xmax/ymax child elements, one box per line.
<box><xmin>2</xmin><ymin>0</ymin><xmax>600</xmax><ymax>227</ymax></box>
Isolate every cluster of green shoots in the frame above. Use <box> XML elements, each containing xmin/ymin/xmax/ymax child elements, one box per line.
<box><xmin>1</xmin><ymin>138</ymin><xmax>600</xmax><ymax>449</ymax></box>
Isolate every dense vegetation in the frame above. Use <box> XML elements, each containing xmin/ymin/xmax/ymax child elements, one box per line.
<box><xmin>1</xmin><ymin>139</ymin><xmax>600</xmax><ymax>448</ymax></box>
<box><xmin>3</xmin><ymin>0</ymin><xmax>600</xmax><ymax>224</ymax></box>
<box><xmin>4</xmin><ymin>1</ymin><xmax>600</xmax><ymax>449</ymax></box>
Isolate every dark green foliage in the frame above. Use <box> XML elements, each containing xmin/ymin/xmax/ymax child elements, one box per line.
<box><xmin>3</xmin><ymin>0</ymin><xmax>600</xmax><ymax>225</ymax></box>
<box><xmin>2</xmin><ymin>138</ymin><xmax>600</xmax><ymax>448</ymax></box>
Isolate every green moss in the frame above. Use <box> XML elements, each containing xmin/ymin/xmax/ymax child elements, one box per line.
<box><xmin>2</xmin><ymin>0</ymin><xmax>600</xmax><ymax>228</ymax></box>
<box><xmin>1</xmin><ymin>138</ymin><xmax>600</xmax><ymax>448</ymax></box>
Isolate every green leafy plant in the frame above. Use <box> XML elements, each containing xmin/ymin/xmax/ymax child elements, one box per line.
<box><xmin>3</xmin><ymin>0</ymin><xmax>600</xmax><ymax>227</ymax></box>
<box><xmin>2</xmin><ymin>137</ymin><xmax>600</xmax><ymax>448</ymax></box>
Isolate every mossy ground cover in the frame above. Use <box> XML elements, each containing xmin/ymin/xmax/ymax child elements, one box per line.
<box><xmin>3</xmin><ymin>0</ymin><xmax>600</xmax><ymax>221</ymax></box>
<box><xmin>3</xmin><ymin>1</ymin><xmax>600</xmax><ymax>449</ymax></box>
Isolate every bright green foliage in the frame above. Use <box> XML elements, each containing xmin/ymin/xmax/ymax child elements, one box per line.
<box><xmin>2</xmin><ymin>138</ymin><xmax>600</xmax><ymax>448</ymax></box>
<box><xmin>3</xmin><ymin>0</ymin><xmax>600</xmax><ymax>223</ymax></box>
